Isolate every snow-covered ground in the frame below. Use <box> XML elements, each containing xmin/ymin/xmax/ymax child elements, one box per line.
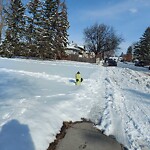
<box><xmin>0</xmin><ymin>57</ymin><xmax>149</xmax><ymax>150</ymax></box>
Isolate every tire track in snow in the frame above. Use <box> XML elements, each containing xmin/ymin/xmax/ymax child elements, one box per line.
<box><xmin>122</xmin><ymin>68</ymin><xmax>150</xmax><ymax>93</ymax></box>
<box><xmin>100</xmin><ymin>77</ymin><xmax>113</xmax><ymax>132</ymax></box>
<box><xmin>99</xmin><ymin>68</ymin><xmax>128</xmax><ymax>146</ymax></box>
<box><xmin>136</xmin><ymin>103</ymin><xmax>150</xmax><ymax>124</ymax></box>
<box><xmin>88</xmin><ymin>67</ymin><xmax>109</xmax><ymax>125</ymax></box>
<box><xmin>121</xmin><ymin>95</ymin><xmax>150</xmax><ymax>150</ymax></box>
<box><xmin>98</xmin><ymin>68</ymin><xmax>122</xmax><ymax>137</ymax></box>
<box><xmin>109</xmin><ymin>68</ymin><xmax>150</xmax><ymax>150</ymax></box>
<box><xmin>76</xmin><ymin>66</ymin><xmax>150</xmax><ymax>150</ymax></box>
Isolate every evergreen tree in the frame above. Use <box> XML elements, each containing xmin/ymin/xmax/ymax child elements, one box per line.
<box><xmin>0</xmin><ymin>0</ymin><xmax>70</xmax><ymax>59</ymax></box>
<box><xmin>26</xmin><ymin>0</ymin><xmax>43</xmax><ymax>58</ymax></box>
<box><xmin>52</xmin><ymin>0</ymin><xmax>69</xmax><ymax>59</ymax></box>
<box><xmin>133</xmin><ymin>42</ymin><xmax>141</xmax><ymax>59</ymax></box>
<box><xmin>0</xmin><ymin>0</ymin><xmax>4</xmax><ymax>43</ymax></box>
<box><xmin>42</xmin><ymin>0</ymin><xmax>69</xmax><ymax>59</ymax></box>
<box><xmin>127</xmin><ymin>46</ymin><xmax>132</xmax><ymax>54</ymax></box>
<box><xmin>59</xmin><ymin>1</ymin><xmax>69</xmax><ymax>49</ymax></box>
<box><xmin>51</xmin><ymin>0</ymin><xmax>61</xmax><ymax>58</ymax></box>
<box><xmin>133</xmin><ymin>27</ymin><xmax>150</xmax><ymax>64</ymax></box>
<box><xmin>0</xmin><ymin>0</ymin><xmax>9</xmax><ymax>43</ymax></box>
<box><xmin>42</xmin><ymin>0</ymin><xmax>57</xmax><ymax>59</ymax></box>
<box><xmin>139</xmin><ymin>27</ymin><xmax>150</xmax><ymax>63</ymax></box>
<box><xmin>3</xmin><ymin>0</ymin><xmax>25</xmax><ymax>57</ymax></box>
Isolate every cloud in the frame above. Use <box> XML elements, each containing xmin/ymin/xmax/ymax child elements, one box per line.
<box><xmin>84</xmin><ymin>2</ymin><xmax>130</xmax><ymax>18</ymax></box>
<box><xmin>129</xmin><ymin>8</ymin><xmax>138</xmax><ymax>13</ymax></box>
<box><xmin>82</xmin><ymin>0</ymin><xmax>149</xmax><ymax>20</ymax></box>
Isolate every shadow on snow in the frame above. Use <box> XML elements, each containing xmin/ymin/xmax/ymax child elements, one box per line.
<box><xmin>0</xmin><ymin>119</ymin><xmax>35</xmax><ymax>150</ymax></box>
<box><xmin>125</xmin><ymin>89</ymin><xmax>150</xmax><ymax>105</ymax></box>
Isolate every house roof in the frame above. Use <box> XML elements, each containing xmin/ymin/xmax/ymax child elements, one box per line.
<box><xmin>66</xmin><ymin>43</ymin><xmax>85</xmax><ymax>51</ymax></box>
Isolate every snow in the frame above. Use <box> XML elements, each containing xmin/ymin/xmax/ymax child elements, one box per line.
<box><xmin>0</xmin><ymin>57</ymin><xmax>150</xmax><ymax>150</ymax></box>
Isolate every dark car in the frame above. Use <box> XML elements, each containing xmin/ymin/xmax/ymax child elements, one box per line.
<box><xmin>107</xmin><ymin>59</ymin><xmax>117</xmax><ymax>66</ymax></box>
<box><xmin>134</xmin><ymin>61</ymin><xmax>145</xmax><ymax>67</ymax></box>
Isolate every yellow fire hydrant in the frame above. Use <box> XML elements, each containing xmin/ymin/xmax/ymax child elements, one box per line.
<box><xmin>75</xmin><ymin>71</ymin><xmax>83</xmax><ymax>85</ymax></box>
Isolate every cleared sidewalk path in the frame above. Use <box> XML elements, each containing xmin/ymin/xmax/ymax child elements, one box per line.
<box><xmin>47</xmin><ymin>121</ymin><xmax>124</xmax><ymax>150</ymax></box>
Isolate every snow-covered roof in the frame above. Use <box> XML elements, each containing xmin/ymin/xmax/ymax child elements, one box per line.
<box><xmin>66</xmin><ymin>43</ymin><xmax>85</xmax><ymax>51</ymax></box>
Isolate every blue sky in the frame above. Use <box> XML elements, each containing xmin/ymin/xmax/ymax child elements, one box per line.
<box><xmin>23</xmin><ymin>0</ymin><xmax>150</xmax><ymax>54</ymax></box>
<box><xmin>65</xmin><ymin>0</ymin><xmax>150</xmax><ymax>54</ymax></box>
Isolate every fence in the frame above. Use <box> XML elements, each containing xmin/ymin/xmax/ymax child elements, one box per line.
<box><xmin>63</xmin><ymin>54</ymin><xmax>96</xmax><ymax>63</ymax></box>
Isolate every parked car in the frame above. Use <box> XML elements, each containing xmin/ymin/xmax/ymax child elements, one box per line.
<box><xmin>107</xmin><ymin>59</ymin><xmax>117</xmax><ymax>66</ymax></box>
<box><xmin>134</xmin><ymin>61</ymin><xmax>145</xmax><ymax>67</ymax></box>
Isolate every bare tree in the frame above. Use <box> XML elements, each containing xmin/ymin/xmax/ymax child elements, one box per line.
<box><xmin>84</xmin><ymin>23</ymin><xmax>123</xmax><ymax>58</ymax></box>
